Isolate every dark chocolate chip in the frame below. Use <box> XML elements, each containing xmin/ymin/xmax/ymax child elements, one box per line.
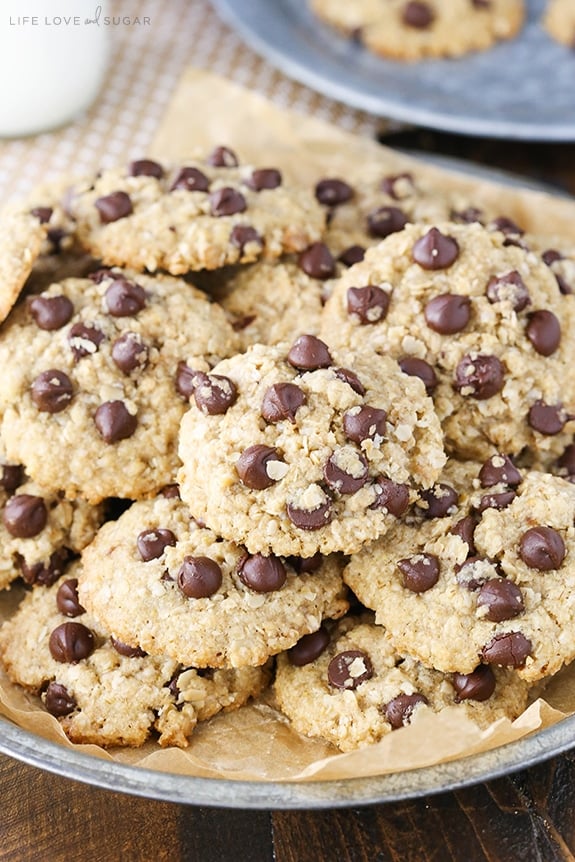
<box><xmin>328</xmin><ymin>649</ymin><xmax>373</xmax><ymax>689</ymax></box>
<box><xmin>367</xmin><ymin>206</ymin><xmax>408</xmax><ymax>239</ymax></box>
<box><xmin>454</xmin><ymin>354</ymin><xmax>504</xmax><ymax>400</ymax></box>
<box><xmin>370</xmin><ymin>478</ymin><xmax>410</xmax><ymax>516</ymax></box>
<box><xmin>288</xmin><ymin>627</ymin><xmax>330</xmax><ymax>666</ymax></box>
<box><xmin>111</xmin><ymin>332</ymin><xmax>148</xmax><ymax>374</ymax></box>
<box><xmin>471</xmin><ymin>0</ymin><xmax>492</xmax><ymax>8</ymax></box>
<box><xmin>525</xmin><ymin>310</ymin><xmax>561</xmax><ymax>356</ymax></box>
<box><xmin>333</xmin><ymin>367</ymin><xmax>366</xmax><ymax>396</ymax></box>
<box><xmin>3</xmin><ymin>494</ymin><xmax>47</xmax><ymax>538</ymax></box>
<box><xmin>455</xmin><ymin>556</ymin><xmax>493</xmax><ymax>591</ymax></box>
<box><xmin>418</xmin><ymin>483</ymin><xmax>458</xmax><ymax>519</ymax></box>
<box><xmin>175</xmin><ymin>362</ymin><xmax>204</xmax><ymax>399</ymax></box>
<box><xmin>129</xmin><ymin>158</ymin><xmax>164</xmax><ymax>179</ymax></box>
<box><xmin>194</xmin><ymin>373</ymin><xmax>238</xmax><ymax>415</ymax></box>
<box><xmin>137</xmin><ymin>528</ymin><xmax>177</xmax><ymax>561</ymax></box>
<box><xmin>230</xmin><ymin>224</ymin><xmax>263</xmax><ymax>253</ymax></box>
<box><xmin>30</xmin><ymin>206</ymin><xmax>53</xmax><ymax>223</ymax></box>
<box><xmin>206</xmin><ymin>146</ymin><xmax>239</xmax><ymax>168</ymax></box>
<box><xmin>246</xmin><ymin>168</ymin><xmax>282</xmax><ymax>191</ymax></box>
<box><xmin>397</xmin><ymin>554</ymin><xmax>440</xmax><ymax>592</ymax></box>
<box><xmin>402</xmin><ymin>0</ymin><xmax>435</xmax><ymax>28</ymax></box>
<box><xmin>450</xmin><ymin>515</ymin><xmax>477</xmax><ymax>555</ymax></box>
<box><xmin>486</xmin><ymin>270</ymin><xmax>531</xmax><ymax>312</ymax></box>
<box><xmin>542</xmin><ymin>249</ymin><xmax>563</xmax><ymax>267</ymax></box>
<box><xmin>287</xmin><ymin>335</ymin><xmax>332</xmax><ymax>371</ymax></box>
<box><xmin>56</xmin><ymin>578</ymin><xmax>85</xmax><ymax>617</ymax></box>
<box><xmin>287</xmin><ymin>553</ymin><xmax>323</xmax><ymax>573</ymax></box>
<box><xmin>161</xmin><ymin>484</ymin><xmax>181</xmax><ymax>499</ymax></box>
<box><xmin>381</xmin><ymin>172</ymin><xmax>415</xmax><ymax>200</ymax></box>
<box><xmin>209</xmin><ymin>187</ymin><xmax>247</xmax><ymax>216</ymax></box>
<box><xmin>178</xmin><ymin>555</ymin><xmax>223</xmax><ymax>598</ymax></box>
<box><xmin>519</xmin><ymin>526</ymin><xmax>566</xmax><ymax>571</ymax></box>
<box><xmin>286</xmin><ymin>497</ymin><xmax>333</xmax><ymax>531</ymax></box>
<box><xmin>19</xmin><ymin>548</ymin><xmax>73</xmax><ymax>587</ymax></box>
<box><xmin>324</xmin><ymin>449</ymin><xmax>369</xmax><ymax>495</ymax></box>
<box><xmin>479</xmin><ymin>455</ymin><xmax>522</xmax><ymax>488</ymax></box>
<box><xmin>95</xmin><ymin>191</ymin><xmax>133</xmax><ymax>223</ymax></box>
<box><xmin>477</xmin><ymin>578</ymin><xmax>524</xmax><ymax>622</ymax></box>
<box><xmin>385</xmin><ymin>692</ymin><xmax>428</xmax><ymax>728</ymax></box>
<box><xmin>29</xmin><ymin>295</ymin><xmax>74</xmax><ymax>330</ymax></box>
<box><xmin>31</xmin><ymin>370</ymin><xmax>73</xmax><ymax>413</ymax></box>
<box><xmin>236</xmin><ymin>445</ymin><xmax>285</xmax><ymax>490</ymax></box>
<box><xmin>558</xmin><ymin>444</ymin><xmax>575</xmax><ymax>475</ymax></box>
<box><xmin>0</xmin><ymin>464</ymin><xmax>24</xmax><ymax>493</ymax></box>
<box><xmin>261</xmin><ymin>382</ymin><xmax>306</xmax><ymax>423</ymax></box>
<box><xmin>170</xmin><ymin>166</ymin><xmax>210</xmax><ymax>192</ymax></box>
<box><xmin>412</xmin><ymin>228</ymin><xmax>459</xmax><ymax>270</ymax></box>
<box><xmin>451</xmin><ymin>207</ymin><xmax>483</xmax><ymax>225</ymax></box>
<box><xmin>477</xmin><ymin>490</ymin><xmax>516</xmax><ymax>512</ymax></box>
<box><xmin>343</xmin><ymin>406</ymin><xmax>387</xmax><ymax>443</ymax></box>
<box><xmin>68</xmin><ymin>322</ymin><xmax>105</xmax><ymax>360</ymax></box>
<box><xmin>481</xmin><ymin>631</ymin><xmax>532</xmax><ymax>667</ymax></box>
<box><xmin>110</xmin><ymin>637</ymin><xmax>147</xmax><ymax>658</ymax></box>
<box><xmin>315</xmin><ymin>178</ymin><xmax>354</xmax><ymax>206</ymax></box>
<box><xmin>339</xmin><ymin>245</ymin><xmax>365</xmax><ymax>266</ymax></box>
<box><xmin>491</xmin><ymin>216</ymin><xmax>524</xmax><ymax>236</ymax></box>
<box><xmin>452</xmin><ymin>665</ymin><xmax>496</xmax><ymax>702</ymax></box>
<box><xmin>94</xmin><ymin>400</ymin><xmax>138</xmax><ymax>443</ymax></box>
<box><xmin>238</xmin><ymin>553</ymin><xmax>286</xmax><ymax>592</ymax></box>
<box><xmin>528</xmin><ymin>401</ymin><xmax>567</xmax><ymax>436</ymax></box>
<box><xmin>44</xmin><ymin>682</ymin><xmax>77</xmax><ymax>717</ymax></box>
<box><xmin>346</xmin><ymin>285</ymin><xmax>390</xmax><ymax>324</ymax></box>
<box><xmin>298</xmin><ymin>243</ymin><xmax>336</xmax><ymax>280</ymax></box>
<box><xmin>49</xmin><ymin>622</ymin><xmax>95</xmax><ymax>663</ymax></box>
<box><xmin>424</xmin><ymin>294</ymin><xmax>471</xmax><ymax>334</ymax></box>
<box><xmin>398</xmin><ymin>356</ymin><xmax>438</xmax><ymax>395</ymax></box>
<box><xmin>104</xmin><ymin>277</ymin><xmax>146</xmax><ymax>317</ymax></box>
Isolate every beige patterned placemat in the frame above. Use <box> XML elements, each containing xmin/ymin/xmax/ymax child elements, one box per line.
<box><xmin>0</xmin><ymin>0</ymin><xmax>386</xmax><ymax>205</ymax></box>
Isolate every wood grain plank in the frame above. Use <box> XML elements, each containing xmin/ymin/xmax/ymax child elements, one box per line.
<box><xmin>177</xmin><ymin>807</ymin><xmax>273</xmax><ymax>862</ymax></box>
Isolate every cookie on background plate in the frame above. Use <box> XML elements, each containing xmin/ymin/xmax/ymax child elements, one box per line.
<box><xmin>543</xmin><ymin>0</ymin><xmax>575</xmax><ymax>46</ymax></box>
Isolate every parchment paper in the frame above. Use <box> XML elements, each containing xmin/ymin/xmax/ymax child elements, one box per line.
<box><xmin>1</xmin><ymin>68</ymin><xmax>575</xmax><ymax>784</ymax></box>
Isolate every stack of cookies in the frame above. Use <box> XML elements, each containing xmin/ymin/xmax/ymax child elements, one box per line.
<box><xmin>0</xmin><ymin>147</ymin><xmax>574</xmax><ymax>756</ymax></box>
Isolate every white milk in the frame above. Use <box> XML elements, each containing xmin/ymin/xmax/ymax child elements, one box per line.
<box><xmin>0</xmin><ymin>0</ymin><xmax>110</xmax><ymax>137</ymax></box>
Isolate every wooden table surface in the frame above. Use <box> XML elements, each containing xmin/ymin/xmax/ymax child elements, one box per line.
<box><xmin>2</xmin><ymin>131</ymin><xmax>575</xmax><ymax>862</ymax></box>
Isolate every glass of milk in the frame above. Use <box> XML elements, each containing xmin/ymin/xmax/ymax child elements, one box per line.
<box><xmin>0</xmin><ymin>0</ymin><xmax>110</xmax><ymax>137</ymax></box>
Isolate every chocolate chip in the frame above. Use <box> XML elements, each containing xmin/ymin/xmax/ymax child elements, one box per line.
<box><xmin>287</xmin><ymin>335</ymin><xmax>332</xmax><ymax>371</ymax></box>
<box><xmin>418</xmin><ymin>484</ymin><xmax>458</xmax><ymax>518</ymax></box>
<box><xmin>261</xmin><ymin>382</ymin><xmax>306</xmax><ymax>423</ymax></box>
<box><xmin>194</xmin><ymin>373</ymin><xmax>238</xmax><ymax>415</ymax></box>
<box><xmin>68</xmin><ymin>322</ymin><xmax>105</xmax><ymax>360</ymax></box>
<box><xmin>315</xmin><ymin>178</ymin><xmax>354</xmax><ymax>206</ymax></box>
<box><xmin>477</xmin><ymin>490</ymin><xmax>516</xmax><ymax>512</ymax></box>
<box><xmin>49</xmin><ymin>622</ymin><xmax>95</xmax><ymax>663</ymax></box>
<box><xmin>450</xmin><ymin>515</ymin><xmax>477</xmax><ymax>554</ymax></box>
<box><xmin>412</xmin><ymin>228</ymin><xmax>459</xmax><ymax>270</ymax></box>
<box><xmin>29</xmin><ymin>295</ymin><xmax>74</xmax><ymax>330</ymax></box>
<box><xmin>367</xmin><ymin>206</ymin><xmax>408</xmax><ymax>239</ymax></box>
<box><xmin>206</xmin><ymin>146</ymin><xmax>239</xmax><ymax>167</ymax></box>
<box><xmin>56</xmin><ymin>578</ymin><xmax>85</xmax><ymax>617</ymax></box>
<box><xmin>288</xmin><ymin>627</ymin><xmax>330</xmax><ymax>666</ymax></box>
<box><xmin>347</xmin><ymin>285</ymin><xmax>390</xmax><ymax>324</ymax></box>
<box><xmin>0</xmin><ymin>464</ymin><xmax>24</xmax><ymax>493</ymax></box>
<box><xmin>424</xmin><ymin>294</ymin><xmax>471</xmax><ymax>334</ymax></box>
<box><xmin>370</xmin><ymin>478</ymin><xmax>410</xmax><ymax>517</ymax></box>
<box><xmin>454</xmin><ymin>354</ymin><xmax>504</xmax><ymax>400</ymax></box>
<box><xmin>31</xmin><ymin>370</ymin><xmax>73</xmax><ymax>413</ymax></box>
<box><xmin>525</xmin><ymin>310</ymin><xmax>561</xmax><ymax>356</ymax></box>
<box><xmin>286</xmin><ymin>497</ymin><xmax>333</xmax><ymax>531</ymax></box>
<box><xmin>94</xmin><ymin>401</ymin><xmax>138</xmax><ymax>443</ymax></box>
<box><xmin>455</xmin><ymin>556</ymin><xmax>492</xmax><ymax>591</ymax></box>
<box><xmin>178</xmin><ymin>555</ymin><xmax>223</xmax><ymax>598</ymax></box>
<box><xmin>339</xmin><ymin>245</ymin><xmax>365</xmax><ymax>266</ymax></box>
<box><xmin>246</xmin><ymin>169</ymin><xmax>282</xmax><ymax>191</ymax></box>
<box><xmin>477</xmin><ymin>579</ymin><xmax>524</xmax><ymax>622</ymax></box>
<box><xmin>170</xmin><ymin>167</ymin><xmax>210</xmax><ymax>192</ymax></box>
<box><xmin>381</xmin><ymin>173</ymin><xmax>415</xmax><ymax>200</ymax></box>
<box><xmin>89</xmin><ymin>267</ymin><xmax>115</xmax><ymax>284</ymax></box>
<box><xmin>174</xmin><ymin>362</ymin><xmax>204</xmax><ymax>399</ymax></box>
<box><xmin>486</xmin><ymin>270</ymin><xmax>530</xmax><ymax>312</ymax></box>
<box><xmin>324</xmin><ymin>448</ymin><xmax>369</xmax><ymax>495</ymax></box>
<box><xmin>343</xmin><ymin>406</ymin><xmax>387</xmax><ymax>443</ymax></box>
<box><xmin>451</xmin><ymin>207</ymin><xmax>483</xmax><ymax>225</ymax></box>
<box><xmin>210</xmin><ymin>187</ymin><xmax>247</xmax><ymax>216</ymax></box>
<box><xmin>44</xmin><ymin>682</ymin><xmax>77</xmax><ymax>717</ymax></box>
<box><xmin>558</xmin><ymin>443</ymin><xmax>575</xmax><ymax>475</ymax></box>
<box><xmin>402</xmin><ymin>0</ymin><xmax>435</xmax><ymax>28</ymax></box>
<box><xmin>137</xmin><ymin>528</ymin><xmax>177</xmax><ymax>561</ymax></box>
<box><xmin>519</xmin><ymin>526</ymin><xmax>565</xmax><ymax>571</ymax></box>
<box><xmin>328</xmin><ymin>649</ymin><xmax>373</xmax><ymax>689</ymax></box>
<box><xmin>111</xmin><ymin>332</ymin><xmax>148</xmax><ymax>374</ymax></box>
<box><xmin>104</xmin><ymin>277</ymin><xmax>146</xmax><ymax>317</ymax></box>
<box><xmin>95</xmin><ymin>191</ymin><xmax>133</xmax><ymax>223</ymax></box>
<box><xmin>287</xmin><ymin>553</ymin><xmax>323</xmax><ymax>573</ymax></box>
<box><xmin>236</xmin><ymin>445</ymin><xmax>286</xmax><ymax>489</ymax></box>
<box><xmin>385</xmin><ymin>693</ymin><xmax>428</xmax><ymax>728</ymax></box>
<box><xmin>397</xmin><ymin>554</ymin><xmax>440</xmax><ymax>592</ymax></box>
<box><xmin>30</xmin><ymin>206</ymin><xmax>53</xmax><ymax>223</ymax></box>
<box><xmin>528</xmin><ymin>401</ymin><xmax>567</xmax><ymax>436</ymax></box>
<box><xmin>452</xmin><ymin>665</ymin><xmax>496</xmax><ymax>702</ymax></box>
<box><xmin>110</xmin><ymin>637</ymin><xmax>147</xmax><ymax>658</ymax></box>
<box><xmin>471</xmin><ymin>0</ymin><xmax>491</xmax><ymax>7</ymax></box>
<box><xmin>230</xmin><ymin>224</ymin><xmax>263</xmax><ymax>253</ymax></box>
<box><xmin>333</xmin><ymin>368</ymin><xmax>366</xmax><ymax>395</ymax></box>
<box><xmin>398</xmin><ymin>357</ymin><xmax>438</xmax><ymax>395</ymax></box>
<box><xmin>491</xmin><ymin>216</ymin><xmax>524</xmax><ymax>236</ymax></box>
<box><xmin>481</xmin><ymin>631</ymin><xmax>532</xmax><ymax>668</ymax></box>
<box><xmin>298</xmin><ymin>243</ymin><xmax>336</xmax><ymax>280</ymax></box>
<box><xmin>238</xmin><ymin>553</ymin><xmax>286</xmax><ymax>592</ymax></box>
<box><xmin>542</xmin><ymin>249</ymin><xmax>563</xmax><ymax>267</ymax></box>
<box><xmin>161</xmin><ymin>484</ymin><xmax>180</xmax><ymax>499</ymax></box>
<box><xmin>3</xmin><ymin>494</ymin><xmax>47</xmax><ymax>538</ymax></box>
<box><xmin>129</xmin><ymin>158</ymin><xmax>164</xmax><ymax>179</ymax></box>
<box><xmin>18</xmin><ymin>548</ymin><xmax>73</xmax><ymax>587</ymax></box>
<box><xmin>479</xmin><ymin>454</ymin><xmax>521</xmax><ymax>488</ymax></box>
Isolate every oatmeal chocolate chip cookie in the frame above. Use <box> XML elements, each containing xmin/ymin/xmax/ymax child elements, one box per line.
<box><xmin>0</xmin><ymin>568</ymin><xmax>269</xmax><ymax>748</ymax></box>
<box><xmin>0</xmin><ymin>269</ymin><xmax>238</xmax><ymax>502</ymax></box>
<box><xmin>0</xmin><ymin>207</ymin><xmax>48</xmax><ymax>324</ymax></box>
<box><xmin>177</xmin><ymin>336</ymin><xmax>445</xmax><ymax>557</ymax></box>
<box><xmin>78</xmin><ymin>495</ymin><xmax>349</xmax><ymax>668</ymax></box>
<box><xmin>309</xmin><ymin>0</ymin><xmax>525</xmax><ymax>61</ymax></box>
<box><xmin>274</xmin><ymin>615</ymin><xmax>528</xmax><ymax>751</ymax></box>
<box><xmin>543</xmin><ymin>0</ymin><xmax>575</xmax><ymax>46</ymax></box>
<box><xmin>67</xmin><ymin>152</ymin><xmax>326</xmax><ymax>274</ymax></box>
<box><xmin>321</xmin><ymin>221</ymin><xmax>575</xmax><ymax>461</ymax></box>
<box><xmin>344</xmin><ymin>468</ymin><xmax>575</xmax><ymax>683</ymax></box>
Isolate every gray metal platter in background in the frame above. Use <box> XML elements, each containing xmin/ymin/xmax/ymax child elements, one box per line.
<box><xmin>211</xmin><ymin>0</ymin><xmax>574</xmax><ymax>141</ymax></box>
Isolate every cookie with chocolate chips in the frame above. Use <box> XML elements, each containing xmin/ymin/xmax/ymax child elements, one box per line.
<box><xmin>309</xmin><ymin>0</ymin><xmax>524</xmax><ymax>60</ymax></box>
<box><xmin>67</xmin><ymin>152</ymin><xmax>325</xmax><ymax>274</ymax></box>
<box><xmin>322</xmin><ymin>221</ymin><xmax>575</xmax><ymax>461</ymax></box>
<box><xmin>0</xmin><ymin>206</ymin><xmax>49</xmax><ymax>324</ymax></box>
<box><xmin>344</xmin><ymin>467</ymin><xmax>575</xmax><ymax>683</ymax></box>
<box><xmin>177</xmin><ymin>336</ymin><xmax>445</xmax><ymax>557</ymax></box>
<box><xmin>0</xmin><ymin>566</ymin><xmax>269</xmax><ymax>747</ymax></box>
<box><xmin>0</xmin><ymin>269</ymin><xmax>238</xmax><ymax>502</ymax></box>
<box><xmin>78</xmin><ymin>495</ymin><xmax>349</xmax><ymax>668</ymax></box>
<box><xmin>274</xmin><ymin>614</ymin><xmax>528</xmax><ymax>751</ymax></box>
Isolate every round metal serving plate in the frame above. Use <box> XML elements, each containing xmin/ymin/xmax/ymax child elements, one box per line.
<box><xmin>212</xmin><ymin>0</ymin><xmax>575</xmax><ymax>141</ymax></box>
<box><xmin>1</xmin><ymin>712</ymin><xmax>575</xmax><ymax>808</ymax></box>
